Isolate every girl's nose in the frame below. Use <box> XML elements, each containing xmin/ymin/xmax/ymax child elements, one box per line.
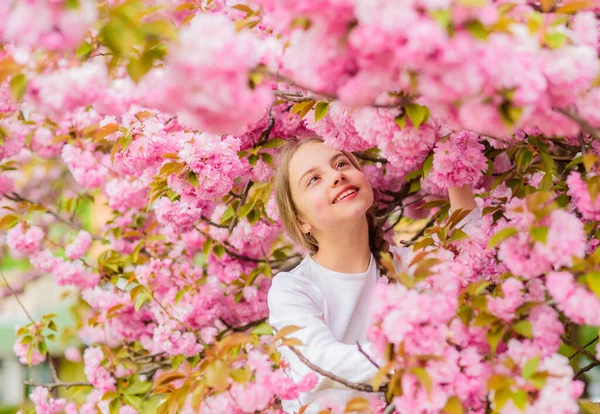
<box><xmin>333</xmin><ymin>173</ymin><xmax>346</xmax><ymax>186</ymax></box>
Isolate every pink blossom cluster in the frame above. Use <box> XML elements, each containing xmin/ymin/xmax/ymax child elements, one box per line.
<box><xmin>30</xmin><ymin>249</ymin><xmax>100</xmax><ymax>289</ymax></box>
<box><xmin>29</xmin><ymin>386</ymin><xmax>72</xmax><ymax>414</ymax></box>
<box><xmin>65</xmin><ymin>230</ymin><xmax>92</xmax><ymax>260</ymax></box>
<box><xmin>13</xmin><ymin>338</ymin><xmax>46</xmax><ymax>366</ymax></box>
<box><xmin>61</xmin><ymin>144</ymin><xmax>109</xmax><ymax>189</ymax></box>
<box><xmin>0</xmin><ymin>0</ymin><xmax>97</xmax><ymax>51</ymax></box>
<box><xmin>195</xmin><ymin>350</ymin><xmax>319</xmax><ymax>413</ymax></box>
<box><xmin>153</xmin><ymin>197</ymin><xmax>203</xmax><ymax>234</ymax></box>
<box><xmin>142</xmin><ymin>13</ymin><xmax>273</xmax><ymax>134</ymax></box>
<box><xmin>307</xmin><ymin>101</ymin><xmax>371</xmax><ymax>152</ymax></box>
<box><xmin>546</xmin><ymin>271</ymin><xmax>600</xmax><ymax>326</ymax></box>
<box><xmin>497</xmin><ymin>209</ymin><xmax>586</xmax><ymax>278</ymax></box>
<box><xmin>177</xmin><ymin>133</ymin><xmax>246</xmax><ymax>200</ymax></box>
<box><xmin>6</xmin><ymin>223</ymin><xmax>44</xmax><ymax>256</ymax></box>
<box><xmin>27</xmin><ymin>63</ymin><xmax>109</xmax><ymax>117</ymax></box>
<box><xmin>427</xmin><ymin>131</ymin><xmax>488</xmax><ymax>189</ymax></box>
<box><xmin>567</xmin><ymin>172</ymin><xmax>600</xmax><ymax>221</ymax></box>
<box><xmin>369</xmin><ymin>282</ymin><xmax>457</xmax><ymax>358</ymax></box>
<box><xmin>151</xmin><ymin>321</ymin><xmax>203</xmax><ymax>357</ymax></box>
<box><xmin>83</xmin><ymin>347</ymin><xmax>117</xmax><ymax>392</ymax></box>
<box><xmin>353</xmin><ymin>107</ymin><xmax>438</xmax><ymax>176</ymax></box>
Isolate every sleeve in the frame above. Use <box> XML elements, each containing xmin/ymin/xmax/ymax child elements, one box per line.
<box><xmin>268</xmin><ymin>274</ymin><xmax>379</xmax><ymax>391</ymax></box>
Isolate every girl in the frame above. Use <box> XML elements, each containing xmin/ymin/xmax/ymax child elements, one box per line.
<box><xmin>268</xmin><ymin>137</ymin><xmax>479</xmax><ymax>413</ymax></box>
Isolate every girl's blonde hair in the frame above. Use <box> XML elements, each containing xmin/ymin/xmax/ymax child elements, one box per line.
<box><xmin>274</xmin><ymin>137</ymin><xmax>390</xmax><ymax>275</ymax></box>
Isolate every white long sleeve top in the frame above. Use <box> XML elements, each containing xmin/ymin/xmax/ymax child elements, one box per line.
<box><xmin>268</xmin><ymin>253</ymin><xmax>383</xmax><ymax>413</ymax></box>
<box><xmin>268</xmin><ymin>208</ymin><xmax>482</xmax><ymax>413</ymax></box>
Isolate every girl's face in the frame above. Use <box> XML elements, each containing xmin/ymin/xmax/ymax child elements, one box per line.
<box><xmin>288</xmin><ymin>141</ymin><xmax>374</xmax><ymax>235</ymax></box>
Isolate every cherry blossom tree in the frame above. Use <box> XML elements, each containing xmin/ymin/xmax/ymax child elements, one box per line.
<box><xmin>1</xmin><ymin>0</ymin><xmax>600</xmax><ymax>413</ymax></box>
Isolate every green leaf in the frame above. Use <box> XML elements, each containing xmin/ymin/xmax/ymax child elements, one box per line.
<box><xmin>443</xmin><ymin>396</ymin><xmax>464</xmax><ymax>414</ymax></box>
<box><xmin>134</xmin><ymin>292</ymin><xmax>147</xmax><ymax>311</ymax></box>
<box><xmin>545</xmin><ymin>32</ymin><xmax>567</xmax><ymax>49</ymax></box>
<box><xmin>262</xmin><ymin>138</ymin><xmax>287</xmax><ymax>148</ymax></box>
<box><xmin>213</xmin><ymin>245</ymin><xmax>226</xmax><ymax>258</ymax></box>
<box><xmin>486</xmin><ymin>325</ymin><xmax>507</xmax><ymax>354</ymax></box>
<box><xmin>488</xmin><ymin>227</ymin><xmax>518</xmax><ymax>248</ymax></box>
<box><xmin>38</xmin><ymin>341</ymin><xmax>48</xmax><ymax>356</ymax></box>
<box><xmin>188</xmin><ymin>171</ymin><xmax>198</xmax><ymax>190</ymax></box>
<box><xmin>260</xmin><ymin>152</ymin><xmax>274</xmax><ymax>165</ymax></box>
<box><xmin>540</xmin><ymin>151</ymin><xmax>555</xmax><ymax>173</ymax></box>
<box><xmin>234</xmin><ymin>290</ymin><xmax>243</xmax><ymax>303</ymax></box>
<box><xmin>530</xmin><ymin>226</ymin><xmax>548</xmax><ymax>243</ymax></box>
<box><xmin>76</xmin><ymin>42</ymin><xmax>93</xmax><ymax>59</ymax></box>
<box><xmin>411</xmin><ymin>367</ymin><xmax>432</xmax><ymax>394</ymax></box>
<box><xmin>422</xmin><ymin>154</ymin><xmax>434</xmax><ymax>179</ymax></box>
<box><xmin>513</xmin><ymin>320</ymin><xmax>533</xmax><ymax>338</ymax></box>
<box><xmin>175</xmin><ymin>289</ymin><xmax>186</xmax><ymax>304</ymax></box>
<box><xmin>172</xmin><ymin>355</ymin><xmax>185</xmax><ymax>369</ymax></box>
<box><xmin>252</xmin><ymin>322</ymin><xmax>274</xmax><ymax>336</ymax></box>
<box><xmin>394</xmin><ymin>114</ymin><xmax>406</xmax><ymax>129</ymax></box>
<box><xmin>9</xmin><ymin>74</ymin><xmax>27</xmax><ymax>102</ymax></box>
<box><xmin>521</xmin><ymin>355</ymin><xmax>540</xmax><ymax>379</ymax></box>
<box><xmin>238</xmin><ymin>202</ymin><xmax>254</xmax><ymax>219</ymax></box>
<box><xmin>314</xmin><ymin>101</ymin><xmax>330</xmax><ymax>123</ymax></box>
<box><xmin>466</xmin><ymin>20</ymin><xmax>489</xmax><ymax>40</ymax></box>
<box><xmin>450</xmin><ymin>228</ymin><xmax>469</xmax><ymax>242</ymax></box>
<box><xmin>512</xmin><ymin>390</ymin><xmax>527</xmax><ymax>410</ymax></box>
<box><xmin>405</xmin><ymin>103</ymin><xmax>430</xmax><ymax>129</ymax></box>
<box><xmin>586</xmin><ymin>271</ymin><xmax>600</xmax><ymax>298</ymax></box>
<box><xmin>47</xmin><ymin>320</ymin><xmax>58</xmax><ymax>332</ymax></box>
<box><xmin>564</xmin><ymin>155</ymin><xmax>583</xmax><ymax>171</ymax></box>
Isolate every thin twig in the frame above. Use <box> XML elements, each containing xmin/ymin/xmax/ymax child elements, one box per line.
<box><xmin>383</xmin><ymin>404</ymin><xmax>396</xmax><ymax>414</ymax></box>
<box><xmin>357</xmin><ymin>342</ymin><xmax>380</xmax><ymax>369</ymax></box>
<box><xmin>354</xmin><ymin>152</ymin><xmax>388</xmax><ymax>164</ymax></box>
<box><xmin>6</xmin><ymin>192</ymin><xmax>101</xmax><ymax>240</ymax></box>
<box><xmin>575</xmin><ymin>360</ymin><xmax>600</xmax><ymax>379</ymax></box>
<box><xmin>286</xmin><ymin>346</ymin><xmax>381</xmax><ymax>393</ymax></box>
<box><xmin>569</xmin><ymin>336</ymin><xmax>599</xmax><ymax>361</ymax></box>
<box><xmin>23</xmin><ymin>380</ymin><xmax>92</xmax><ymax>389</ymax></box>
<box><xmin>399</xmin><ymin>216</ymin><xmax>436</xmax><ymax>246</ymax></box>
<box><xmin>562</xmin><ymin>335</ymin><xmax>598</xmax><ymax>362</ymax></box>
<box><xmin>557</xmin><ymin>108</ymin><xmax>600</xmax><ymax>141</ymax></box>
<box><xmin>578</xmin><ymin>132</ymin><xmax>587</xmax><ymax>155</ymax></box>
<box><xmin>229</xmin><ymin>180</ymin><xmax>253</xmax><ymax>232</ymax></box>
<box><xmin>1</xmin><ymin>272</ymin><xmax>35</xmax><ymax>323</ymax></box>
<box><xmin>200</xmin><ymin>215</ymin><xmax>229</xmax><ymax>229</ymax></box>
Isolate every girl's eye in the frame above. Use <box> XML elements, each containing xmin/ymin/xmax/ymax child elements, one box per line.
<box><xmin>337</xmin><ymin>160</ymin><xmax>349</xmax><ymax>169</ymax></box>
<box><xmin>308</xmin><ymin>176</ymin><xmax>319</xmax><ymax>186</ymax></box>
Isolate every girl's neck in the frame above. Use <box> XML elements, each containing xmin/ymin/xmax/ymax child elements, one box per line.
<box><xmin>313</xmin><ymin>218</ymin><xmax>371</xmax><ymax>273</ymax></box>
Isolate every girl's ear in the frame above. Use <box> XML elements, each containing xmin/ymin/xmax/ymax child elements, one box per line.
<box><xmin>297</xmin><ymin>216</ymin><xmax>312</xmax><ymax>234</ymax></box>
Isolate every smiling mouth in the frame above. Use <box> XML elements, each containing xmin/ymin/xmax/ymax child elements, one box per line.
<box><xmin>333</xmin><ymin>188</ymin><xmax>359</xmax><ymax>204</ymax></box>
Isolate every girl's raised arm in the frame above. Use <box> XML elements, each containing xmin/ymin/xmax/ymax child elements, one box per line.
<box><xmin>448</xmin><ymin>184</ymin><xmax>477</xmax><ymax>211</ymax></box>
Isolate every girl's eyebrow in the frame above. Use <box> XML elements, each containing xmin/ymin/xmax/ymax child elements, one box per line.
<box><xmin>297</xmin><ymin>152</ymin><xmax>345</xmax><ymax>187</ymax></box>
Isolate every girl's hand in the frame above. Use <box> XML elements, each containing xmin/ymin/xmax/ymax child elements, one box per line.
<box><xmin>448</xmin><ymin>185</ymin><xmax>477</xmax><ymax>211</ymax></box>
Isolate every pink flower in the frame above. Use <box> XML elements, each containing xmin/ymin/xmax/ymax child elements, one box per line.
<box><xmin>547</xmin><ymin>271</ymin><xmax>600</xmax><ymax>326</ymax></box>
<box><xmin>142</xmin><ymin>14</ymin><xmax>272</xmax><ymax>134</ymax></box>
<box><xmin>83</xmin><ymin>347</ymin><xmax>116</xmax><ymax>392</ymax></box>
<box><xmin>13</xmin><ymin>339</ymin><xmax>46</xmax><ymax>366</ymax></box>
<box><xmin>7</xmin><ymin>223</ymin><xmax>44</xmax><ymax>255</ymax></box>
<box><xmin>567</xmin><ymin>172</ymin><xmax>600</xmax><ymax>221</ymax></box>
<box><xmin>65</xmin><ymin>230</ymin><xmax>92</xmax><ymax>260</ymax></box>
<box><xmin>428</xmin><ymin>131</ymin><xmax>488</xmax><ymax>189</ymax></box>
<box><xmin>154</xmin><ymin>197</ymin><xmax>202</xmax><ymax>234</ymax></box>
<box><xmin>29</xmin><ymin>387</ymin><xmax>67</xmax><ymax>414</ymax></box>
<box><xmin>487</xmin><ymin>278</ymin><xmax>524</xmax><ymax>322</ymax></box>
<box><xmin>65</xmin><ymin>347</ymin><xmax>82</xmax><ymax>362</ymax></box>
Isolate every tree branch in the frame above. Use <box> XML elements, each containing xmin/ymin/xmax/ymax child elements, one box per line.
<box><xmin>286</xmin><ymin>346</ymin><xmax>383</xmax><ymax>393</ymax></box>
<box><xmin>575</xmin><ymin>360</ymin><xmax>600</xmax><ymax>379</ymax></box>
<box><xmin>568</xmin><ymin>336</ymin><xmax>599</xmax><ymax>361</ymax></box>
<box><xmin>229</xmin><ymin>180</ymin><xmax>253</xmax><ymax>232</ymax></box>
<box><xmin>399</xmin><ymin>216</ymin><xmax>436</xmax><ymax>246</ymax></box>
<box><xmin>356</xmin><ymin>342</ymin><xmax>380</xmax><ymax>369</ymax></box>
<box><xmin>23</xmin><ymin>380</ymin><xmax>92</xmax><ymax>389</ymax></box>
<box><xmin>557</xmin><ymin>108</ymin><xmax>600</xmax><ymax>141</ymax></box>
<box><xmin>6</xmin><ymin>192</ymin><xmax>101</xmax><ymax>240</ymax></box>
